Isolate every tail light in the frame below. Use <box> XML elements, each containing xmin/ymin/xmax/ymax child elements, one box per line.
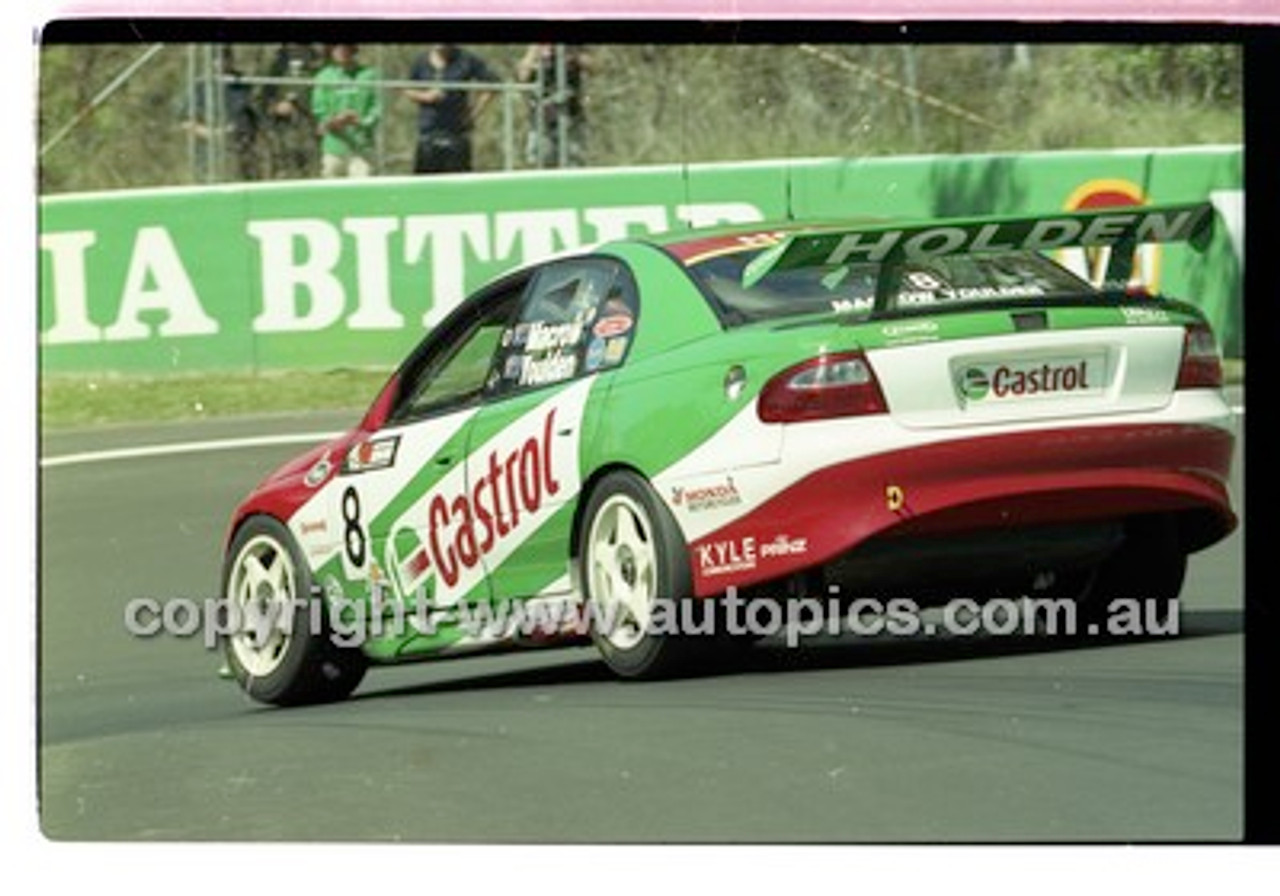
<box><xmin>1175</xmin><ymin>322</ymin><xmax>1223</xmax><ymax>390</ymax></box>
<box><xmin>758</xmin><ymin>351</ymin><xmax>888</xmax><ymax>423</ymax></box>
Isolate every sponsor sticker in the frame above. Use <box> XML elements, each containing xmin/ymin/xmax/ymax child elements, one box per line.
<box><xmin>898</xmin><ymin>284</ymin><xmax>1047</xmax><ymax>308</ymax></box>
<box><xmin>343</xmin><ymin>436</ymin><xmax>400</xmax><ymax>475</ymax></box>
<box><xmin>672</xmin><ymin>476</ymin><xmax>742</xmax><ymax>513</ymax></box>
<box><xmin>303</xmin><ymin>456</ymin><xmax>333</xmax><ymax>488</ymax></box>
<box><xmin>1119</xmin><ymin>305</ymin><xmax>1172</xmax><ymax>325</ymax></box>
<box><xmin>831</xmin><ymin>297</ymin><xmax>874</xmax><ymax>315</ymax></box>
<box><xmin>697</xmin><ymin>532</ymin><xmax>809</xmax><ymax>577</ymax></box>
<box><xmin>585</xmin><ymin>336</ymin><xmax>630</xmax><ymax>372</ymax></box>
<box><xmin>880</xmin><ymin>319</ymin><xmax>940</xmax><ymax>345</ymax></box>
<box><xmin>592</xmin><ymin>313</ymin><xmax>633</xmax><ymax>339</ymax></box>
<box><xmin>391</xmin><ymin>407</ymin><xmax>565</xmax><ymax>595</ymax></box>
<box><xmin>759</xmin><ymin>534</ymin><xmax>808</xmax><ymax>559</ymax></box>
<box><xmin>603</xmin><ymin>336</ymin><xmax>629</xmax><ymax>364</ymax></box>
<box><xmin>584</xmin><ymin>337</ymin><xmax>606</xmax><ymax>372</ymax></box>
<box><xmin>955</xmin><ymin>353</ymin><xmax>1105</xmax><ymax>404</ymax></box>
<box><xmin>698</xmin><ymin>537</ymin><xmax>758</xmax><ymax>577</ymax></box>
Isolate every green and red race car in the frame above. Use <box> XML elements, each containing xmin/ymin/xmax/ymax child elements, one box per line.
<box><xmin>220</xmin><ymin>202</ymin><xmax>1236</xmax><ymax>705</ymax></box>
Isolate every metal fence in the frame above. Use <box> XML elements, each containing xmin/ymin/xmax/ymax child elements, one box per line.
<box><xmin>176</xmin><ymin>44</ymin><xmax>580</xmax><ymax>183</ymax></box>
<box><xmin>39</xmin><ymin>43</ymin><xmax>964</xmax><ymax>190</ymax></box>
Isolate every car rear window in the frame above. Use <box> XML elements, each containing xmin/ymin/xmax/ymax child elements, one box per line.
<box><xmin>685</xmin><ymin>247</ymin><xmax>1098</xmax><ymax>326</ymax></box>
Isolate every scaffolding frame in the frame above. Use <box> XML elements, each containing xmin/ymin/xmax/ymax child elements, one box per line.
<box><xmin>188</xmin><ymin>43</ymin><xmax>578</xmax><ymax>182</ymax></box>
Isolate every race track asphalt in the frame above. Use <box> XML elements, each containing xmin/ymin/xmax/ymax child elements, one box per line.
<box><xmin>36</xmin><ymin>394</ymin><xmax>1247</xmax><ymax>842</ymax></box>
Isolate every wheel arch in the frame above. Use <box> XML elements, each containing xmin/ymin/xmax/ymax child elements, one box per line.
<box><xmin>223</xmin><ymin>506</ymin><xmax>287</xmax><ymax>554</ymax></box>
<box><xmin>568</xmin><ymin>462</ymin><xmax>660</xmax><ymax>561</ymax></box>
<box><xmin>222</xmin><ymin>509</ymin><xmax>323</xmax><ymax>597</ymax></box>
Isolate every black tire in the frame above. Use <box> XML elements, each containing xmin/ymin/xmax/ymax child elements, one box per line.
<box><xmin>578</xmin><ymin>470</ymin><xmax>701</xmax><ymax>679</ymax></box>
<box><xmin>1042</xmin><ymin>515</ymin><xmax>1186</xmax><ymax>638</ymax></box>
<box><xmin>221</xmin><ymin>515</ymin><xmax>367</xmax><ymax>705</ymax></box>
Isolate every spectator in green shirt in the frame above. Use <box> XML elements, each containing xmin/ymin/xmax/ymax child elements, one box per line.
<box><xmin>311</xmin><ymin>43</ymin><xmax>381</xmax><ymax>177</ymax></box>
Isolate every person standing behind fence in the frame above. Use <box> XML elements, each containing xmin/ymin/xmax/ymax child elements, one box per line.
<box><xmin>311</xmin><ymin>43</ymin><xmax>381</xmax><ymax>178</ymax></box>
<box><xmin>517</xmin><ymin>43</ymin><xmax>593</xmax><ymax>168</ymax></box>
<box><xmin>179</xmin><ymin>46</ymin><xmax>260</xmax><ymax>182</ymax></box>
<box><xmin>262</xmin><ymin>42</ymin><xmax>322</xmax><ymax>179</ymax></box>
<box><xmin>403</xmin><ymin>44</ymin><xmax>498</xmax><ymax>174</ymax></box>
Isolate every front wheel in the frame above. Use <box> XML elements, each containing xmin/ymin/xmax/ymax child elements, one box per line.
<box><xmin>579</xmin><ymin>471</ymin><xmax>701</xmax><ymax>679</ymax></box>
<box><xmin>221</xmin><ymin>515</ymin><xmax>367</xmax><ymax>705</ymax></box>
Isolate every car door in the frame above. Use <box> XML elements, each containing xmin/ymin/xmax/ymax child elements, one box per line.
<box><xmin>332</xmin><ymin>277</ymin><xmax>528</xmax><ymax>624</ymax></box>
<box><xmin>466</xmin><ymin>256</ymin><xmax>639</xmax><ymax>602</ymax></box>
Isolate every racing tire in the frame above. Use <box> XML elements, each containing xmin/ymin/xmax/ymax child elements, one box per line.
<box><xmin>579</xmin><ymin>470</ymin><xmax>701</xmax><ymax>679</ymax></box>
<box><xmin>221</xmin><ymin>515</ymin><xmax>367</xmax><ymax>706</ymax></box>
<box><xmin>1041</xmin><ymin>515</ymin><xmax>1185</xmax><ymax>639</ymax></box>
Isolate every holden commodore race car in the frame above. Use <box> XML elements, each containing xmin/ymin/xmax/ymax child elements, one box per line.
<box><xmin>220</xmin><ymin>201</ymin><xmax>1236</xmax><ymax>705</ymax></box>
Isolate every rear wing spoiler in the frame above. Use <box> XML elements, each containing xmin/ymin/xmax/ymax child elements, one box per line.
<box><xmin>741</xmin><ymin>202</ymin><xmax>1216</xmax><ymax>303</ymax></box>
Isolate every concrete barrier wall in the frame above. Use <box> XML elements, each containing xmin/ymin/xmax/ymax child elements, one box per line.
<box><xmin>39</xmin><ymin>145</ymin><xmax>1244</xmax><ymax>374</ymax></box>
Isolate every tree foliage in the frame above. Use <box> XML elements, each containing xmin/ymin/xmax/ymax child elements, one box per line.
<box><xmin>37</xmin><ymin>42</ymin><xmax>1243</xmax><ymax>194</ymax></box>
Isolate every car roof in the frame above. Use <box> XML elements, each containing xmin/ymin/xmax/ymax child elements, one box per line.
<box><xmin>475</xmin><ymin>217</ymin><xmax>888</xmax><ymax>295</ymax></box>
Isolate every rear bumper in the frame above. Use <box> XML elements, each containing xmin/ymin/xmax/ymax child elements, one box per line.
<box><xmin>687</xmin><ymin>419</ymin><xmax>1235</xmax><ymax>597</ymax></box>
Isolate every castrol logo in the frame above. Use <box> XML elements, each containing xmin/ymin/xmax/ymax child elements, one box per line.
<box><xmin>426</xmin><ymin>409</ymin><xmax>561</xmax><ymax>588</ymax></box>
<box><xmin>958</xmin><ymin>355</ymin><xmax>1102</xmax><ymax>403</ymax></box>
<box><xmin>387</xmin><ymin>381</ymin><xmax>590</xmax><ymax>603</ymax></box>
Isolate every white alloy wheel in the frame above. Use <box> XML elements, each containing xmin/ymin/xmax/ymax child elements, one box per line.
<box><xmin>586</xmin><ymin>493</ymin><xmax>659</xmax><ymax>651</ymax></box>
<box><xmin>225</xmin><ymin>532</ymin><xmax>299</xmax><ymax>678</ymax></box>
<box><xmin>221</xmin><ymin>516</ymin><xmax>367</xmax><ymax>705</ymax></box>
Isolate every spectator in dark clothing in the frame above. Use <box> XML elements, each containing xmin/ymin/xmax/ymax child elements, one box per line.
<box><xmin>179</xmin><ymin>47</ymin><xmax>260</xmax><ymax>182</ymax></box>
<box><xmin>261</xmin><ymin>42</ymin><xmax>322</xmax><ymax>179</ymax></box>
<box><xmin>516</xmin><ymin>43</ymin><xmax>593</xmax><ymax>168</ymax></box>
<box><xmin>402</xmin><ymin>44</ymin><xmax>499</xmax><ymax>174</ymax></box>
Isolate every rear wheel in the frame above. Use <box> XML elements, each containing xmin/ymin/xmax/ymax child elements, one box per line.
<box><xmin>579</xmin><ymin>471</ymin><xmax>700</xmax><ymax>679</ymax></box>
<box><xmin>222</xmin><ymin>515</ymin><xmax>367</xmax><ymax>705</ymax></box>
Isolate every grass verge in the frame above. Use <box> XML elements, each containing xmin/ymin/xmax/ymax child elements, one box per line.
<box><xmin>39</xmin><ymin>369</ymin><xmax>393</xmax><ymax>430</ymax></box>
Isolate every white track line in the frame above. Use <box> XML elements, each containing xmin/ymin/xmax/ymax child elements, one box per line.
<box><xmin>38</xmin><ymin>403</ymin><xmax>1246</xmax><ymax>470</ymax></box>
<box><xmin>40</xmin><ymin>431</ymin><xmax>344</xmax><ymax>469</ymax></box>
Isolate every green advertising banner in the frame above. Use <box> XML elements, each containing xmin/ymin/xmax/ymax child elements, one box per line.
<box><xmin>38</xmin><ymin>145</ymin><xmax>1244</xmax><ymax>375</ymax></box>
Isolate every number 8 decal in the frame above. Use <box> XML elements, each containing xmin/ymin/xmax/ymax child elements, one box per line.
<box><xmin>906</xmin><ymin>270</ymin><xmax>942</xmax><ymax>291</ymax></box>
<box><xmin>342</xmin><ymin>486</ymin><xmax>366</xmax><ymax>568</ymax></box>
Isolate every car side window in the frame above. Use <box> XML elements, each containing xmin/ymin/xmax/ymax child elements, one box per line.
<box><xmin>390</xmin><ymin>285</ymin><xmax>525</xmax><ymax>423</ymax></box>
<box><xmin>488</xmin><ymin>258</ymin><xmax>638</xmax><ymax>399</ymax></box>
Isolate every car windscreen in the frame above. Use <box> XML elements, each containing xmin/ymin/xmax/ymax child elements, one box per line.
<box><xmin>686</xmin><ymin>248</ymin><xmax>1099</xmax><ymax>326</ymax></box>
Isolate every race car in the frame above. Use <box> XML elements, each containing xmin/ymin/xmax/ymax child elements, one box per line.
<box><xmin>220</xmin><ymin>202</ymin><xmax>1237</xmax><ymax>705</ymax></box>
